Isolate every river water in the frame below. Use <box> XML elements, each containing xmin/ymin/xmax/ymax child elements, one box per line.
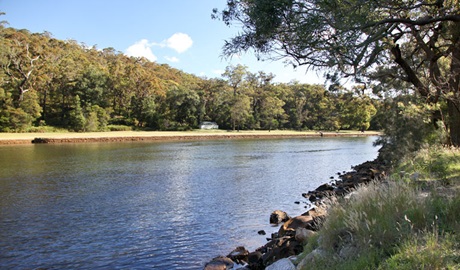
<box><xmin>0</xmin><ymin>137</ymin><xmax>379</xmax><ymax>269</ymax></box>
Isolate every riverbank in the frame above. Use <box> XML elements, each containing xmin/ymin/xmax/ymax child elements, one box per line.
<box><xmin>0</xmin><ymin>130</ymin><xmax>379</xmax><ymax>145</ymax></box>
<box><xmin>204</xmin><ymin>158</ymin><xmax>388</xmax><ymax>269</ymax></box>
<box><xmin>205</xmin><ymin>145</ymin><xmax>460</xmax><ymax>269</ymax></box>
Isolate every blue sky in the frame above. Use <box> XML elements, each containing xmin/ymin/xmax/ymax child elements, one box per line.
<box><xmin>1</xmin><ymin>0</ymin><xmax>324</xmax><ymax>84</ymax></box>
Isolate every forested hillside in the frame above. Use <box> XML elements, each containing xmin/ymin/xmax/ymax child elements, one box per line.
<box><xmin>0</xmin><ymin>26</ymin><xmax>379</xmax><ymax>132</ymax></box>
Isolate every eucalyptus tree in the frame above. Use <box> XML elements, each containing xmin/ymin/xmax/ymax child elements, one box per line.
<box><xmin>1</xmin><ymin>29</ymin><xmax>40</xmax><ymax>104</ymax></box>
<box><xmin>165</xmin><ymin>86</ymin><xmax>200</xmax><ymax>130</ymax></box>
<box><xmin>222</xmin><ymin>64</ymin><xmax>253</xmax><ymax>130</ymax></box>
<box><xmin>0</xmin><ymin>28</ymin><xmax>42</xmax><ymax>130</ymax></box>
<box><xmin>214</xmin><ymin>0</ymin><xmax>460</xmax><ymax>145</ymax></box>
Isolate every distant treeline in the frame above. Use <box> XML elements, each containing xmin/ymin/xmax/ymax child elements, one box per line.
<box><xmin>0</xmin><ymin>27</ymin><xmax>381</xmax><ymax>132</ymax></box>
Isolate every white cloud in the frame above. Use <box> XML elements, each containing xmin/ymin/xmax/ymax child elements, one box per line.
<box><xmin>166</xmin><ymin>33</ymin><xmax>193</xmax><ymax>53</ymax></box>
<box><xmin>212</xmin><ymin>69</ymin><xmax>225</xmax><ymax>75</ymax></box>
<box><xmin>125</xmin><ymin>39</ymin><xmax>157</xmax><ymax>62</ymax></box>
<box><xmin>165</xmin><ymin>56</ymin><xmax>180</xmax><ymax>63</ymax></box>
<box><xmin>125</xmin><ymin>33</ymin><xmax>192</xmax><ymax>62</ymax></box>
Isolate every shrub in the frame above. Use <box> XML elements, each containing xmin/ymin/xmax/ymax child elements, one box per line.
<box><xmin>107</xmin><ymin>125</ymin><xmax>132</xmax><ymax>131</ymax></box>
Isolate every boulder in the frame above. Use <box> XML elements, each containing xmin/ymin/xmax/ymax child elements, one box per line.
<box><xmin>204</xmin><ymin>256</ymin><xmax>234</xmax><ymax>270</ymax></box>
<box><xmin>270</xmin><ymin>210</ymin><xmax>291</xmax><ymax>224</ymax></box>
<box><xmin>262</xmin><ymin>236</ymin><xmax>303</xmax><ymax>266</ymax></box>
<box><xmin>316</xmin><ymin>183</ymin><xmax>334</xmax><ymax>192</ymax></box>
<box><xmin>265</xmin><ymin>258</ymin><xmax>296</xmax><ymax>270</ymax></box>
<box><xmin>295</xmin><ymin>228</ymin><xmax>316</xmax><ymax>243</ymax></box>
<box><xmin>227</xmin><ymin>246</ymin><xmax>249</xmax><ymax>264</ymax></box>
<box><xmin>295</xmin><ymin>248</ymin><xmax>328</xmax><ymax>269</ymax></box>
<box><xmin>302</xmin><ymin>206</ymin><xmax>327</xmax><ymax>218</ymax></box>
<box><xmin>247</xmin><ymin>251</ymin><xmax>263</xmax><ymax>270</ymax></box>
<box><xmin>278</xmin><ymin>215</ymin><xmax>313</xmax><ymax>236</ymax></box>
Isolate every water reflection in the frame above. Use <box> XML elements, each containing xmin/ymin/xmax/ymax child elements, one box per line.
<box><xmin>0</xmin><ymin>137</ymin><xmax>379</xmax><ymax>269</ymax></box>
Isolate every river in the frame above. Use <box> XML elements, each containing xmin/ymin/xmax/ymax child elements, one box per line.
<box><xmin>0</xmin><ymin>136</ymin><xmax>379</xmax><ymax>269</ymax></box>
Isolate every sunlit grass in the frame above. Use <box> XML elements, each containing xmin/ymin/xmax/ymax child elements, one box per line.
<box><xmin>394</xmin><ymin>146</ymin><xmax>460</xmax><ymax>183</ymax></box>
<box><xmin>297</xmin><ymin>170</ymin><xmax>460</xmax><ymax>269</ymax></box>
<box><xmin>379</xmin><ymin>232</ymin><xmax>460</xmax><ymax>270</ymax></box>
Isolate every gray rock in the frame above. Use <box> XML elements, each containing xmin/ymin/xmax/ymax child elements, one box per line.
<box><xmin>265</xmin><ymin>258</ymin><xmax>296</xmax><ymax>270</ymax></box>
<box><xmin>296</xmin><ymin>248</ymin><xmax>327</xmax><ymax>270</ymax></box>
<box><xmin>295</xmin><ymin>228</ymin><xmax>317</xmax><ymax>243</ymax></box>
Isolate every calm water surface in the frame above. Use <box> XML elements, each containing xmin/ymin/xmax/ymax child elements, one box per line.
<box><xmin>0</xmin><ymin>137</ymin><xmax>379</xmax><ymax>269</ymax></box>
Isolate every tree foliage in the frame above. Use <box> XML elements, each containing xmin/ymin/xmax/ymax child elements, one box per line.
<box><xmin>214</xmin><ymin>0</ymin><xmax>460</xmax><ymax>145</ymax></box>
<box><xmin>0</xmin><ymin>25</ymin><xmax>378</xmax><ymax>132</ymax></box>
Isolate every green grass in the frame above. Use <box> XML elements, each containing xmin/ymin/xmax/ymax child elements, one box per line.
<box><xmin>297</xmin><ymin>146</ymin><xmax>460</xmax><ymax>269</ymax></box>
<box><xmin>394</xmin><ymin>146</ymin><xmax>460</xmax><ymax>183</ymax></box>
<box><xmin>379</xmin><ymin>232</ymin><xmax>460</xmax><ymax>270</ymax></box>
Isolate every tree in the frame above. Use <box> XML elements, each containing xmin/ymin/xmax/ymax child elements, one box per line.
<box><xmin>339</xmin><ymin>93</ymin><xmax>377</xmax><ymax>131</ymax></box>
<box><xmin>230</xmin><ymin>94</ymin><xmax>251</xmax><ymax>131</ymax></box>
<box><xmin>68</xmin><ymin>95</ymin><xmax>85</xmax><ymax>131</ymax></box>
<box><xmin>165</xmin><ymin>86</ymin><xmax>200</xmax><ymax>130</ymax></box>
<box><xmin>214</xmin><ymin>0</ymin><xmax>460</xmax><ymax>145</ymax></box>
<box><xmin>1</xmin><ymin>31</ymin><xmax>40</xmax><ymax>104</ymax></box>
<box><xmin>222</xmin><ymin>64</ymin><xmax>248</xmax><ymax>96</ymax></box>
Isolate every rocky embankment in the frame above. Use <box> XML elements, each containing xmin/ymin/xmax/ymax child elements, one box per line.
<box><xmin>204</xmin><ymin>159</ymin><xmax>387</xmax><ymax>270</ymax></box>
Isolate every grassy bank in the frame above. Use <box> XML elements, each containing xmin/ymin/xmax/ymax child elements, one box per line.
<box><xmin>296</xmin><ymin>146</ymin><xmax>460</xmax><ymax>269</ymax></box>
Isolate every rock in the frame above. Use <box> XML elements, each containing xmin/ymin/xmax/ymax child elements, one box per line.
<box><xmin>262</xmin><ymin>236</ymin><xmax>303</xmax><ymax>266</ymax></box>
<box><xmin>265</xmin><ymin>258</ymin><xmax>296</xmax><ymax>270</ymax></box>
<box><xmin>258</xmin><ymin>230</ymin><xmax>266</xmax><ymax>235</ymax></box>
<box><xmin>316</xmin><ymin>183</ymin><xmax>334</xmax><ymax>192</ymax></box>
<box><xmin>247</xmin><ymin>251</ymin><xmax>263</xmax><ymax>270</ymax></box>
<box><xmin>334</xmin><ymin>186</ymin><xmax>347</xmax><ymax>196</ymax></box>
<box><xmin>270</xmin><ymin>210</ymin><xmax>291</xmax><ymax>224</ymax></box>
<box><xmin>227</xmin><ymin>246</ymin><xmax>249</xmax><ymax>264</ymax></box>
<box><xmin>302</xmin><ymin>206</ymin><xmax>327</xmax><ymax>218</ymax></box>
<box><xmin>307</xmin><ymin>194</ymin><xmax>317</xmax><ymax>202</ymax></box>
<box><xmin>295</xmin><ymin>248</ymin><xmax>328</xmax><ymax>269</ymax></box>
<box><xmin>295</xmin><ymin>228</ymin><xmax>316</xmax><ymax>243</ymax></box>
<box><xmin>278</xmin><ymin>215</ymin><xmax>313</xmax><ymax>236</ymax></box>
<box><xmin>31</xmin><ymin>138</ymin><xmax>49</xmax><ymax>143</ymax></box>
<box><xmin>204</xmin><ymin>256</ymin><xmax>234</xmax><ymax>270</ymax></box>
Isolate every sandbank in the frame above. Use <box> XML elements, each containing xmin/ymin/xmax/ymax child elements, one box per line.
<box><xmin>0</xmin><ymin>130</ymin><xmax>380</xmax><ymax>145</ymax></box>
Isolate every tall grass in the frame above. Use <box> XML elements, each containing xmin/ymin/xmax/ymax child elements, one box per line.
<box><xmin>298</xmin><ymin>179</ymin><xmax>460</xmax><ymax>269</ymax></box>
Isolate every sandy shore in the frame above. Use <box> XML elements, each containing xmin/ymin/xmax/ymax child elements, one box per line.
<box><xmin>0</xmin><ymin>130</ymin><xmax>380</xmax><ymax>145</ymax></box>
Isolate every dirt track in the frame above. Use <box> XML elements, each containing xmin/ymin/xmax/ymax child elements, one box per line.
<box><xmin>0</xmin><ymin>130</ymin><xmax>380</xmax><ymax>145</ymax></box>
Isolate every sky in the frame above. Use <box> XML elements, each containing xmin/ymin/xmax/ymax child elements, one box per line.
<box><xmin>1</xmin><ymin>0</ymin><xmax>324</xmax><ymax>84</ymax></box>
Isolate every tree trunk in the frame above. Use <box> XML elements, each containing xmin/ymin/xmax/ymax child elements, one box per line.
<box><xmin>448</xmin><ymin>23</ymin><xmax>460</xmax><ymax>146</ymax></box>
<box><xmin>448</xmin><ymin>100</ymin><xmax>460</xmax><ymax>146</ymax></box>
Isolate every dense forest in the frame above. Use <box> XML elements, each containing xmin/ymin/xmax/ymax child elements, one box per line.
<box><xmin>0</xmin><ymin>26</ymin><xmax>379</xmax><ymax>132</ymax></box>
